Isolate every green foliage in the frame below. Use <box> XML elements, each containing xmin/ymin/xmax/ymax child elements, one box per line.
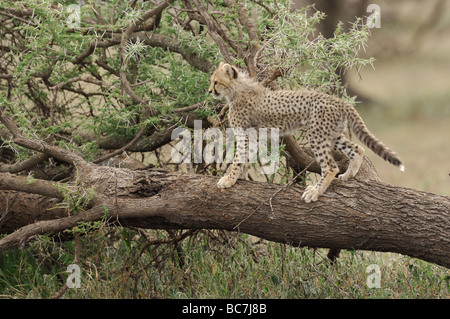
<box><xmin>0</xmin><ymin>0</ymin><xmax>374</xmax><ymax>162</ymax></box>
<box><xmin>259</xmin><ymin>4</ymin><xmax>374</xmax><ymax>103</ymax></box>
<box><xmin>51</xmin><ymin>166</ymin><xmax>95</xmax><ymax>214</ymax></box>
<box><xmin>0</xmin><ymin>0</ymin><xmax>213</xmax><ymax>161</ymax></box>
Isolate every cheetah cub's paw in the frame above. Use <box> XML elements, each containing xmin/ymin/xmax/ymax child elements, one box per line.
<box><xmin>338</xmin><ymin>171</ymin><xmax>353</xmax><ymax>181</ymax></box>
<box><xmin>217</xmin><ymin>176</ymin><xmax>236</xmax><ymax>189</ymax></box>
<box><xmin>301</xmin><ymin>185</ymin><xmax>320</xmax><ymax>203</ymax></box>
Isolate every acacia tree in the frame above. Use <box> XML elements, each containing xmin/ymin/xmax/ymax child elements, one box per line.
<box><xmin>0</xmin><ymin>0</ymin><xmax>448</xmax><ymax>279</ymax></box>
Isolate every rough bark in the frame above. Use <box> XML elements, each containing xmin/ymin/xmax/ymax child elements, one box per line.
<box><xmin>1</xmin><ymin>166</ymin><xmax>448</xmax><ymax>268</ymax></box>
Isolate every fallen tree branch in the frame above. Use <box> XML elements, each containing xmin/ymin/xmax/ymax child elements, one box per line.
<box><xmin>0</xmin><ymin>172</ymin><xmax>63</xmax><ymax>199</ymax></box>
<box><xmin>0</xmin><ymin>106</ymin><xmax>87</xmax><ymax>168</ymax></box>
<box><xmin>0</xmin><ymin>153</ymin><xmax>49</xmax><ymax>174</ymax></box>
<box><xmin>1</xmin><ymin>167</ymin><xmax>448</xmax><ymax>268</ymax></box>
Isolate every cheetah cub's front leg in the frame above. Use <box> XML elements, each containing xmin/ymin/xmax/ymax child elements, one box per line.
<box><xmin>217</xmin><ymin>133</ymin><xmax>249</xmax><ymax>189</ymax></box>
<box><xmin>217</xmin><ymin>165</ymin><xmax>241</xmax><ymax>188</ymax></box>
<box><xmin>217</xmin><ymin>175</ymin><xmax>236</xmax><ymax>188</ymax></box>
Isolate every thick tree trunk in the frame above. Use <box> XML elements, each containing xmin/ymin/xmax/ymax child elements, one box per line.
<box><xmin>1</xmin><ymin>166</ymin><xmax>449</xmax><ymax>268</ymax></box>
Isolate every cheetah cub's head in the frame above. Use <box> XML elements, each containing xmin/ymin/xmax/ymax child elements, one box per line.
<box><xmin>209</xmin><ymin>62</ymin><xmax>239</xmax><ymax>100</ymax></box>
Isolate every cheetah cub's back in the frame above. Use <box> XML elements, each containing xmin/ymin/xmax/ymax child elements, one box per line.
<box><xmin>209</xmin><ymin>63</ymin><xmax>404</xmax><ymax>202</ymax></box>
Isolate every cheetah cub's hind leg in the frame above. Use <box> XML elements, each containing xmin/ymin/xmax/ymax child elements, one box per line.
<box><xmin>333</xmin><ymin>134</ymin><xmax>364</xmax><ymax>181</ymax></box>
<box><xmin>301</xmin><ymin>138</ymin><xmax>340</xmax><ymax>203</ymax></box>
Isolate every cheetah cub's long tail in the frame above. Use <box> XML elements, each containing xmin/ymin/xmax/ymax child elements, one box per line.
<box><xmin>347</xmin><ymin>110</ymin><xmax>405</xmax><ymax>172</ymax></box>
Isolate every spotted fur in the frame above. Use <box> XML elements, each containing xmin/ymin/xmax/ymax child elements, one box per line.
<box><xmin>209</xmin><ymin>63</ymin><xmax>404</xmax><ymax>202</ymax></box>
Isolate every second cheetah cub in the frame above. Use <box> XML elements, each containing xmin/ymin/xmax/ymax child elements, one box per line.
<box><xmin>209</xmin><ymin>63</ymin><xmax>404</xmax><ymax>203</ymax></box>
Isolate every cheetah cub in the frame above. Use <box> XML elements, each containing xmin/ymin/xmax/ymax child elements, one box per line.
<box><xmin>209</xmin><ymin>63</ymin><xmax>404</xmax><ymax>203</ymax></box>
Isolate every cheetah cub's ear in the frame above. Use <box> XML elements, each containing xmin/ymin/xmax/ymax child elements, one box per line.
<box><xmin>221</xmin><ymin>63</ymin><xmax>238</xmax><ymax>79</ymax></box>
